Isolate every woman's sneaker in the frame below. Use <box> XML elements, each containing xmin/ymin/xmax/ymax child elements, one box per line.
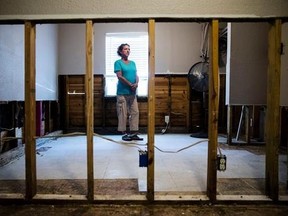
<box><xmin>129</xmin><ymin>134</ymin><xmax>144</xmax><ymax>141</ymax></box>
<box><xmin>122</xmin><ymin>134</ymin><xmax>132</xmax><ymax>141</ymax></box>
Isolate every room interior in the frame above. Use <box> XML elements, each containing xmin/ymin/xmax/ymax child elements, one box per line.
<box><xmin>0</xmin><ymin>17</ymin><xmax>287</xmax><ymax>203</ymax></box>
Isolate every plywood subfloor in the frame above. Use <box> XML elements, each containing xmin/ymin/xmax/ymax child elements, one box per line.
<box><xmin>0</xmin><ymin>179</ymin><xmax>139</xmax><ymax>195</ymax></box>
<box><xmin>1</xmin><ymin>178</ymin><xmax>287</xmax><ymax>196</ymax></box>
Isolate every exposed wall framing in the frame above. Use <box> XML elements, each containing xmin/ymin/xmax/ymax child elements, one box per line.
<box><xmin>0</xmin><ymin>17</ymin><xmax>286</xmax><ymax>204</ymax></box>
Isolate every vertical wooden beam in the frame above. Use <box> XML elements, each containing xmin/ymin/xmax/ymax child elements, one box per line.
<box><xmin>266</xmin><ymin>19</ymin><xmax>281</xmax><ymax>201</ymax></box>
<box><xmin>207</xmin><ymin>19</ymin><xmax>219</xmax><ymax>202</ymax></box>
<box><xmin>227</xmin><ymin>105</ymin><xmax>232</xmax><ymax>145</ymax></box>
<box><xmin>245</xmin><ymin>106</ymin><xmax>251</xmax><ymax>144</ymax></box>
<box><xmin>86</xmin><ymin>20</ymin><xmax>94</xmax><ymax>202</ymax></box>
<box><xmin>147</xmin><ymin>19</ymin><xmax>155</xmax><ymax>201</ymax></box>
<box><xmin>24</xmin><ymin>21</ymin><xmax>37</xmax><ymax>200</ymax></box>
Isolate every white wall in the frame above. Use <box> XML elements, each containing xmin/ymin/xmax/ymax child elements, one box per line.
<box><xmin>36</xmin><ymin>24</ymin><xmax>58</xmax><ymax>100</ymax></box>
<box><xmin>226</xmin><ymin>22</ymin><xmax>269</xmax><ymax>105</ymax></box>
<box><xmin>155</xmin><ymin>23</ymin><xmax>202</xmax><ymax>74</ymax></box>
<box><xmin>58</xmin><ymin>24</ymin><xmax>85</xmax><ymax>75</ymax></box>
<box><xmin>1</xmin><ymin>0</ymin><xmax>287</xmax><ymax>20</ymax></box>
<box><xmin>0</xmin><ymin>24</ymin><xmax>58</xmax><ymax>101</ymax></box>
<box><xmin>58</xmin><ymin>22</ymin><xmax>202</xmax><ymax>75</ymax></box>
<box><xmin>0</xmin><ymin>25</ymin><xmax>24</xmax><ymax>100</ymax></box>
<box><xmin>226</xmin><ymin>22</ymin><xmax>288</xmax><ymax>106</ymax></box>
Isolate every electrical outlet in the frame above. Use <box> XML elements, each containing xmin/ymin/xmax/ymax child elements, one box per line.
<box><xmin>165</xmin><ymin>115</ymin><xmax>170</xmax><ymax>124</ymax></box>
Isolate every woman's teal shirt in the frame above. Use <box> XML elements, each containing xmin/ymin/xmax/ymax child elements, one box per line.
<box><xmin>114</xmin><ymin>59</ymin><xmax>137</xmax><ymax>95</ymax></box>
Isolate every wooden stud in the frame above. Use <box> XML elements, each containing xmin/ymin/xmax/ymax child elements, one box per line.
<box><xmin>24</xmin><ymin>21</ymin><xmax>37</xmax><ymax>200</ymax></box>
<box><xmin>266</xmin><ymin>19</ymin><xmax>281</xmax><ymax>201</ymax></box>
<box><xmin>147</xmin><ymin>19</ymin><xmax>155</xmax><ymax>201</ymax></box>
<box><xmin>245</xmin><ymin>106</ymin><xmax>251</xmax><ymax>144</ymax></box>
<box><xmin>207</xmin><ymin>19</ymin><xmax>219</xmax><ymax>202</ymax></box>
<box><xmin>86</xmin><ymin>20</ymin><xmax>94</xmax><ymax>202</ymax></box>
<box><xmin>227</xmin><ymin>105</ymin><xmax>232</xmax><ymax>145</ymax></box>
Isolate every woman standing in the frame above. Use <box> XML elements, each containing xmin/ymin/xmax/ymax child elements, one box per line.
<box><xmin>114</xmin><ymin>43</ymin><xmax>143</xmax><ymax>141</ymax></box>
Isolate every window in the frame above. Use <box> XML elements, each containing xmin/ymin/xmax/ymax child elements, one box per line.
<box><xmin>105</xmin><ymin>32</ymin><xmax>148</xmax><ymax>96</ymax></box>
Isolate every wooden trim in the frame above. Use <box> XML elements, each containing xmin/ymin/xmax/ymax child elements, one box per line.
<box><xmin>24</xmin><ymin>21</ymin><xmax>37</xmax><ymax>200</ymax></box>
<box><xmin>85</xmin><ymin>20</ymin><xmax>94</xmax><ymax>202</ymax></box>
<box><xmin>207</xmin><ymin>19</ymin><xmax>219</xmax><ymax>202</ymax></box>
<box><xmin>265</xmin><ymin>19</ymin><xmax>282</xmax><ymax>201</ymax></box>
<box><xmin>147</xmin><ymin>19</ymin><xmax>155</xmax><ymax>201</ymax></box>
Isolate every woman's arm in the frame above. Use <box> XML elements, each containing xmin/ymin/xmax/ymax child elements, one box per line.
<box><xmin>116</xmin><ymin>71</ymin><xmax>133</xmax><ymax>87</ymax></box>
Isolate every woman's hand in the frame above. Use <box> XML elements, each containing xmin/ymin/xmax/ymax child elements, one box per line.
<box><xmin>130</xmin><ymin>83</ymin><xmax>138</xmax><ymax>91</ymax></box>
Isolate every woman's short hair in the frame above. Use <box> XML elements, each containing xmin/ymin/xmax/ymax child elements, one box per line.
<box><xmin>117</xmin><ymin>43</ymin><xmax>130</xmax><ymax>56</ymax></box>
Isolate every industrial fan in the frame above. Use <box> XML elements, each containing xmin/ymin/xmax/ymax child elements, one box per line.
<box><xmin>188</xmin><ymin>60</ymin><xmax>209</xmax><ymax>138</ymax></box>
<box><xmin>188</xmin><ymin>61</ymin><xmax>209</xmax><ymax>93</ymax></box>
<box><xmin>188</xmin><ymin>23</ymin><xmax>209</xmax><ymax>138</ymax></box>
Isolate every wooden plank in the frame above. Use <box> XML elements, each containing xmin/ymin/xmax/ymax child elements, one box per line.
<box><xmin>138</xmin><ymin>101</ymin><xmax>148</xmax><ymax>126</ymax></box>
<box><xmin>85</xmin><ymin>20</ymin><xmax>94</xmax><ymax>202</ymax></box>
<box><xmin>154</xmin><ymin>76</ymin><xmax>189</xmax><ymax>127</ymax></box>
<box><xmin>171</xmin><ymin>77</ymin><xmax>189</xmax><ymax>128</ymax></box>
<box><xmin>147</xmin><ymin>19</ymin><xmax>155</xmax><ymax>201</ymax></box>
<box><xmin>94</xmin><ymin>75</ymin><xmax>104</xmax><ymax>127</ymax></box>
<box><xmin>266</xmin><ymin>19</ymin><xmax>281</xmax><ymax>201</ymax></box>
<box><xmin>24</xmin><ymin>21</ymin><xmax>37</xmax><ymax>200</ymax></box>
<box><xmin>207</xmin><ymin>20</ymin><xmax>219</xmax><ymax>202</ymax></box>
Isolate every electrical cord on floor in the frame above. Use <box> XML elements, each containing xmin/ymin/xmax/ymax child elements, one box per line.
<box><xmin>1</xmin><ymin>131</ymin><xmax>209</xmax><ymax>154</ymax></box>
<box><xmin>161</xmin><ymin>122</ymin><xmax>169</xmax><ymax>134</ymax></box>
<box><xmin>95</xmin><ymin>133</ymin><xmax>209</xmax><ymax>153</ymax></box>
<box><xmin>95</xmin><ymin>134</ymin><xmax>208</xmax><ymax>154</ymax></box>
<box><xmin>217</xmin><ymin>145</ymin><xmax>223</xmax><ymax>156</ymax></box>
<box><xmin>93</xmin><ymin>132</ymin><xmax>146</xmax><ymax>151</ymax></box>
<box><xmin>154</xmin><ymin>139</ymin><xmax>208</xmax><ymax>153</ymax></box>
<box><xmin>94</xmin><ymin>133</ymin><xmax>208</xmax><ymax>153</ymax></box>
